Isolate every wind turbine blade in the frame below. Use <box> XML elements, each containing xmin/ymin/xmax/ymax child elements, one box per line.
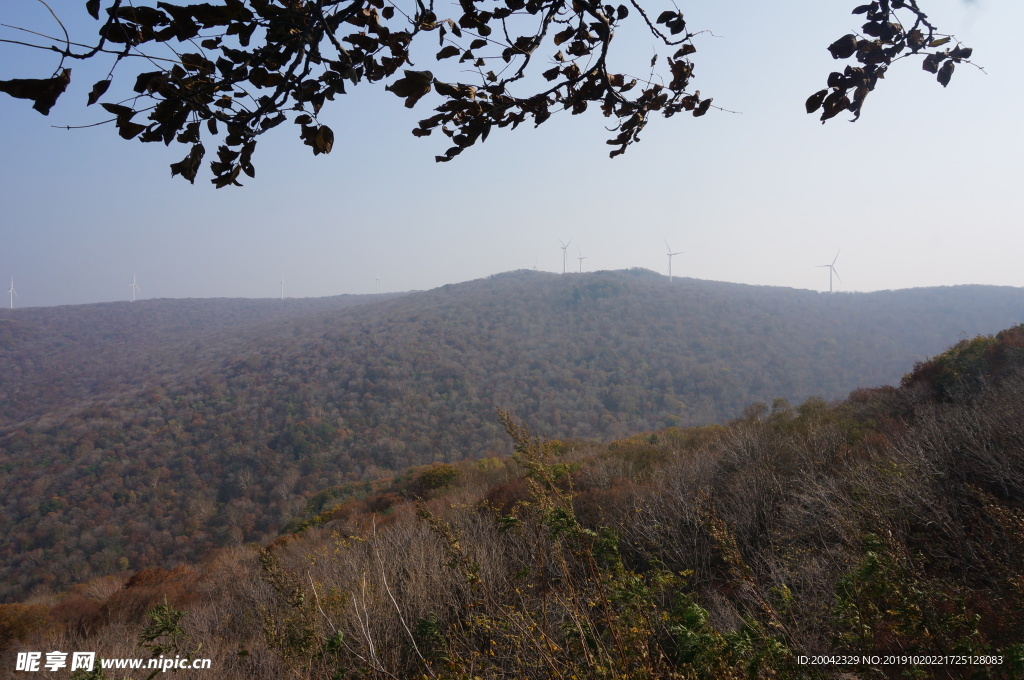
<box><xmin>832</xmin><ymin>249</ymin><xmax>841</xmax><ymax>266</ymax></box>
<box><xmin>832</xmin><ymin>268</ymin><xmax>842</xmax><ymax>283</ymax></box>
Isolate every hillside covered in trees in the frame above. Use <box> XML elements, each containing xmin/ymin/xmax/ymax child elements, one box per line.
<box><xmin>0</xmin><ymin>292</ymin><xmax>403</xmax><ymax>427</ymax></box>
<box><xmin>1</xmin><ymin>270</ymin><xmax>1023</xmax><ymax>602</ymax></box>
<box><xmin>3</xmin><ymin>325</ymin><xmax>1024</xmax><ymax>679</ymax></box>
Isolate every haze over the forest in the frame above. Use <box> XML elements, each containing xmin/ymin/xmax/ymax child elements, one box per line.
<box><xmin>2</xmin><ymin>270</ymin><xmax>1023</xmax><ymax>601</ymax></box>
<box><xmin>3</xmin><ymin>283</ymin><xmax>1024</xmax><ymax>679</ymax></box>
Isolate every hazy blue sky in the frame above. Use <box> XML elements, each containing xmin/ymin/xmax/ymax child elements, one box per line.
<box><xmin>0</xmin><ymin>0</ymin><xmax>1019</xmax><ymax>307</ymax></box>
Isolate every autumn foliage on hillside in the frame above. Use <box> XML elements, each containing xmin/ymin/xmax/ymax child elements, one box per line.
<box><xmin>4</xmin><ymin>327</ymin><xmax>1024</xmax><ymax>678</ymax></box>
<box><xmin>4</xmin><ymin>272</ymin><xmax>1024</xmax><ymax>603</ymax></box>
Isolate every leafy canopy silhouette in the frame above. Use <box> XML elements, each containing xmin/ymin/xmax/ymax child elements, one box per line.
<box><xmin>0</xmin><ymin>0</ymin><xmax>975</xmax><ymax>187</ymax></box>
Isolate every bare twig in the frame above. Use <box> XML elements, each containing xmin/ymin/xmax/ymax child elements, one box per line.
<box><xmin>371</xmin><ymin>520</ymin><xmax>436</xmax><ymax>677</ymax></box>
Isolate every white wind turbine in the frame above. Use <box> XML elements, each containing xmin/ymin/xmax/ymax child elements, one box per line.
<box><xmin>818</xmin><ymin>250</ymin><xmax>842</xmax><ymax>293</ymax></box>
<box><xmin>559</xmin><ymin>238</ymin><xmax>572</xmax><ymax>274</ymax></box>
<box><xmin>664</xmin><ymin>240</ymin><xmax>683</xmax><ymax>281</ymax></box>
<box><xmin>7</xmin><ymin>276</ymin><xmax>16</xmax><ymax>309</ymax></box>
<box><xmin>280</xmin><ymin>275</ymin><xmax>285</xmax><ymax>300</ymax></box>
<box><xmin>577</xmin><ymin>247</ymin><xmax>588</xmax><ymax>274</ymax></box>
<box><xmin>129</xmin><ymin>273</ymin><xmax>141</xmax><ymax>302</ymax></box>
<box><xmin>375</xmin><ymin>275</ymin><xmax>380</xmax><ymax>294</ymax></box>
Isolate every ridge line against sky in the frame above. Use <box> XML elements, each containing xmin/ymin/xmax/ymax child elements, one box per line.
<box><xmin>2</xmin><ymin>269</ymin><xmax>1022</xmax><ymax>311</ymax></box>
<box><xmin>1</xmin><ymin>0</ymin><xmax>1020</xmax><ymax>307</ymax></box>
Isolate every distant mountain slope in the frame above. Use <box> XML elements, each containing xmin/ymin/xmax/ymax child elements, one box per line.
<box><xmin>1</xmin><ymin>270</ymin><xmax>1022</xmax><ymax>600</ymax></box>
<box><xmin>0</xmin><ymin>293</ymin><xmax>403</xmax><ymax>426</ymax></box>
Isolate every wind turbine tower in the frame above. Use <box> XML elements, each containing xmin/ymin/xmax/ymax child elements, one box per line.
<box><xmin>7</xmin><ymin>276</ymin><xmax>16</xmax><ymax>309</ymax></box>
<box><xmin>559</xmin><ymin>238</ymin><xmax>572</xmax><ymax>274</ymax></box>
<box><xmin>280</xmin><ymin>276</ymin><xmax>285</xmax><ymax>300</ymax></box>
<box><xmin>375</xmin><ymin>275</ymin><xmax>380</xmax><ymax>295</ymax></box>
<box><xmin>664</xmin><ymin>240</ymin><xmax>683</xmax><ymax>282</ymax></box>
<box><xmin>129</xmin><ymin>274</ymin><xmax>141</xmax><ymax>302</ymax></box>
<box><xmin>577</xmin><ymin>248</ymin><xmax>587</xmax><ymax>274</ymax></box>
<box><xmin>818</xmin><ymin>250</ymin><xmax>842</xmax><ymax>293</ymax></box>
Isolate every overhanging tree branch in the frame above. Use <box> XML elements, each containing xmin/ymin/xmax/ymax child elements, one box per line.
<box><xmin>0</xmin><ymin>0</ymin><xmax>974</xmax><ymax>186</ymax></box>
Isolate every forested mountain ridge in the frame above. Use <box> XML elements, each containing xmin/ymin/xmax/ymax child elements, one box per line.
<box><xmin>4</xmin><ymin>325</ymin><xmax>1024</xmax><ymax>679</ymax></box>
<box><xmin>0</xmin><ymin>293</ymin><xmax>404</xmax><ymax>427</ymax></box>
<box><xmin>3</xmin><ymin>270</ymin><xmax>1021</xmax><ymax>430</ymax></box>
<box><xmin>1</xmin><ymin>269</ymin><xmax>1023</xmax><ymax>601</ymax></box>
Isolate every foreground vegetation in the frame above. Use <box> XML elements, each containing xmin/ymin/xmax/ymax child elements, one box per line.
<box><xmin>4</xmin><ymin>326</ymin><xmax>1024</xmax><ymax>678</ymax></box>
